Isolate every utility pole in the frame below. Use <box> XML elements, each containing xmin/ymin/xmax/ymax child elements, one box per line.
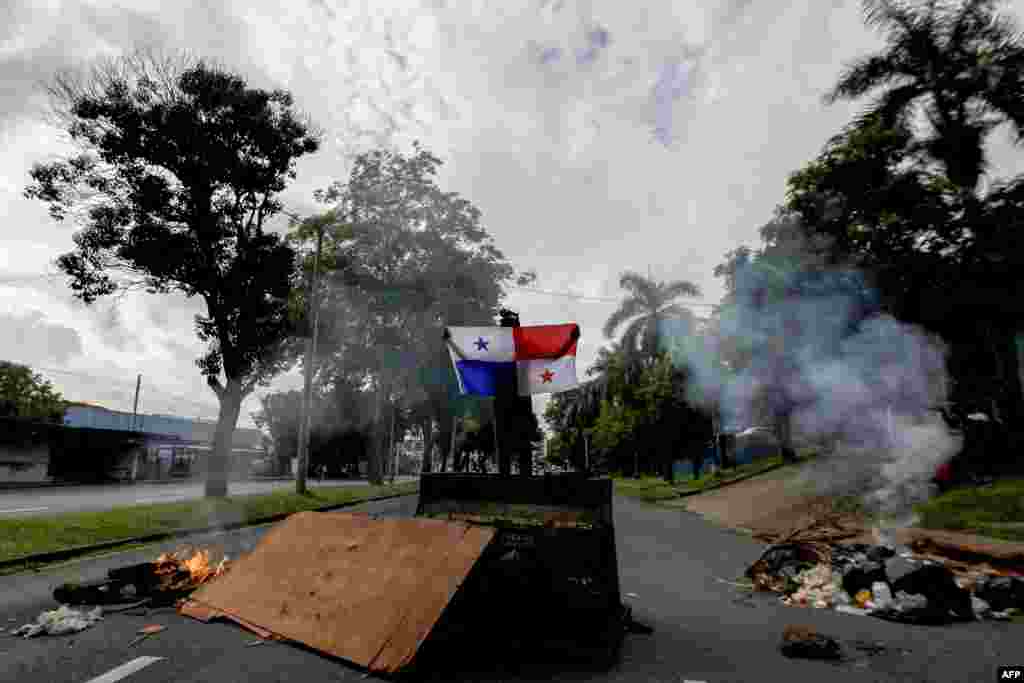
<box><xmin>584</xmin><ymin>431</ymin><xmax>590</xmax><ymax>473</ymax></box>
<box><xmin>131</xmin><ymin>374</ymin><xmax>141</xmax><ymax>431</ymax></box>
<box><xmin>296</xmin><ymin>221</ymin><xmax>325</xmax><ymax>495</ymax></box>
<box><xmin>491</xmin><ymin>399</ymin><xmax>501</xmax><ymax>473</ymax></box>
<box><xmin>389</xmin><ymin>401</ymin><xmax>397</xmax><ymax>483</ymax></box>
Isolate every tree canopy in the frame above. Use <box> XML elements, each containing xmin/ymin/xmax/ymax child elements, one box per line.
<box><xmin>0</xmin><ymin>362</ymin><xmax>67</xmax><ymax>423</ymax></box>
<box><xmin>24</xmin><ymin>51</ymin><xmax>320</xmax><ymax>496</ymax></box>
<box><xmin>283</xmin><ymin>144</ymin><xmax>535</xmax><ymax>482</ymax></box>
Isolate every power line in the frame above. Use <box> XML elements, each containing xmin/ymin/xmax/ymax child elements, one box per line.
<box><xmin>508</xmin><ymin>284</ymin><xmax>721</xmax><ymax>308</ymax></box>
<box><xmin>1</xmin><ymin>272</ymin><xmax>724</xmax><ymax>306</ymax></box>
<box><xmin>20</xmin><ymin>364</ymin><xmax>221</xmax><ymax>419</ymax></box>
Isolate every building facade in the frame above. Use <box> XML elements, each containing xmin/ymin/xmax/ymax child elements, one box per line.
<box><xmin>0</xmin><ymin>403</ymin><xmax>270</xmax><ymax>484</ymax></box>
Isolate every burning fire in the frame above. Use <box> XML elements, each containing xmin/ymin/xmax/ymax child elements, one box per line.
<box><xmin>155</xmin><ymin>547</ymin><xmax>230</xmax><ymax>588</ymax></box>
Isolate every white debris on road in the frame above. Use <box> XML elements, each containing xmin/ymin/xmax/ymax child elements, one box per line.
<box><xmin>11</xmin><ymin>605</ymin><xmax>103</xmax><ymax>638</ymax></box>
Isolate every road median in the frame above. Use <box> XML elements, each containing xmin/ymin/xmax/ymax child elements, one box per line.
<box><xmin>0</xmin><ymin>481</ymin><xmax>418</xmax><ymax>574</ymax></box>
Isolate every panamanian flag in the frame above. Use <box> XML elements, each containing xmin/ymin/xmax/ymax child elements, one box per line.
<box><xmin>446</xmin><ymin>324</ymin><xmax>579</xmax><ymax>397</ymax></box>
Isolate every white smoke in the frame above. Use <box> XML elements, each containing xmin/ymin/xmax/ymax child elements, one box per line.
<box><xmin>668</xmin><ymin>256</ymin><xmax>962</xmax><ymax>524</ymax></box>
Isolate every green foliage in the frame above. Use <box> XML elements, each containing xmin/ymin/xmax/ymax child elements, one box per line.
<box><xmin>283</xmin><ymin>144</ymin><xmax>530</xmax><ymax>480</ymax></box>
<box><xmin>0</xmin><ymin>362</ymin><xmax>67</xmax><ymax>423</ymax></box>
<box><xmin>915</xmin><ymin>478</ymin><xmax>1024</xmax><ymax>542</ymax></box>
<box><xmin>250</xmin><ymin>390</ymin><xmax>303</xmax><ymax>461</ymax></box>
<box><xmin>602</xmin><ymin>270</ymin><xmax>701</xmax><ymax>364</ymax></box>
<box><xmin>827</xmin><ymin>0</ymin><xmax>1024</xmax><ymax>195</ymax></box>
<box><xmin>22</xmin><ymin>51</ymin><xmax>321</xmax><ymax>496</ymax></box>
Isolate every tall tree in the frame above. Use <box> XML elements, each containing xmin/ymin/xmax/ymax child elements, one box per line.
<box><xmin>25</xmin><ymin>51</ymin><xmax>320</xmax><ymax>496</ymax></box>
<box><xmin>0</xmin><ymin>362</ymin><xmax>67</xmax><ymax>423</ymax></box>
<box><xmin>290</xmin><ymin>144</ymin><xmax>533</xmax><ymax>483</ymax></box>
<box><xmin>826</xmin><ymin>0</ymin><xmax>1024</xmax><ymax>197</ymax></box>
<box><xmin>602</xmin><ymin>271</ymin><xmax>701</xmax><ymax>365</ymax></box>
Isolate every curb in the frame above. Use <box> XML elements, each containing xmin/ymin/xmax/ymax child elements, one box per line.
<box><xmin>0</xmin><ymin>489</ymin><xmax>419</xmax><ymax>574</ymax></box>
<box><xmin>0</xmin><ymin>477</ymin><xmax>301</xmax><ymax>491</ymax></box>
<box><xmin>671</xmin><ymin>461</ymin><xmax>789</xmax><ymax>499</ymax></box>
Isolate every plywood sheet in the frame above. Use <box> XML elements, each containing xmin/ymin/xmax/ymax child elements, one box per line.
<box><xmin>184</xmin><ymin>511</ymin><xmax>495</xmax><ymax>673</ymax></box>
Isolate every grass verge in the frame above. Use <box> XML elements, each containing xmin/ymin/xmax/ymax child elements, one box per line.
<box><xmin>914</xmin><ymin>478</ymin><xmax>1024</xmax><ymax>543</ymax></box>
<box><xmin>0</xmin><ymin>481</ymin><xmax>418</xmax><ymax>565</ymax></box>
<box><xmin>611</xmin><ymin>454</ymin><xmax>792</xmax><ymax>503</ymax></box>
<box><xmin>674</xmin><ymin>455</ymin><xmax>786</xmax><ymax>494</ymax></box>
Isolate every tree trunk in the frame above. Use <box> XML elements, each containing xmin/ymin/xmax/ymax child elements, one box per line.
<box><xmin>774</xmin><ymin>408</ymin><xmax>797</xmax><ymax>463</ymax></box>
<box><xmin>388</xmin><ymin>399</ymin><xmax>397</xmax><ymax>483</ymax></box>
<box><xmin>368</xmin><ymin>384</ymin><xmax>385</xmax><ymax>485</ymax></box>
<box><xmin>437</xmin><ymin>414</ymin><xmax>452</xmax><ymax>473</ymax></box>
<box><xmin>420</xmin><ymin>418</ymin><xmax>434</xmax><ymax>474</ymax></box>
<box><xmin>206</xmin><ymin>378</ymin><xmax>243</xmax><ymax>498</ymax></box>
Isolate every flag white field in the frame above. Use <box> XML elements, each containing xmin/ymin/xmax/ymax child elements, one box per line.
<box><xmin>516</xmin><ymin>356</ymin><xmax>578</xmax><ymax>396</ymax></box>
<box><xmin>445</xmin><ymin>326</ymin><xmax>516</xmax><ymax>362</ymax></box>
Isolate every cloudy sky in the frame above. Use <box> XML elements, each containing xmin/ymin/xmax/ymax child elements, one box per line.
<box><xmin>3</xmin><ymin>0</ymin><xmax>1024</xmax><ymax>430</ymax></box>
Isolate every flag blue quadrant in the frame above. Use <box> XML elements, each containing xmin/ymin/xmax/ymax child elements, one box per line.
<box><xmin>454</xmin><ymin>360</ymin><xmax>516</xmax><ymax>396</ymax></box>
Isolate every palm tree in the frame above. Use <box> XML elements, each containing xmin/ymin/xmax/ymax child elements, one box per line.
<box><xmin>825</xmin><ymin>0</ymin><xmax>1024</xmax><ymax>197</ymax></box>
<box><xmin>826</xmin><ymin>0</ymin><xmax>1024</xmax><ymax>435</ymax></box>
<box><xmin>602</xmin><ymin>271</ymin><xmax>701</xmax><ymax>366</ymax></box>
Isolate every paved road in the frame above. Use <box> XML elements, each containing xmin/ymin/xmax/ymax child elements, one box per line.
<box><xmin>0</xmin><ymin>494</ymin><xmax>1019</xmax><ymax>683</ymax></box>
<box><xmin>0</xmin><ymin>477</ymin><xmax>419</xmax><ymax>517</ymax></box>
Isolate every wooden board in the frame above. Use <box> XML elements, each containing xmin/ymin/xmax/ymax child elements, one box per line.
<box><xmin>183</xmin><ymin>511</ymin><xmax>496</xmax><ymax>673</ymax></box>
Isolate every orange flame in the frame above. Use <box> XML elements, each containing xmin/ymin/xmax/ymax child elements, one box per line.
<box><xmin>154</xmin><ymin>547</ymin><xmax>229</xmax><ymax>587</ymax></box>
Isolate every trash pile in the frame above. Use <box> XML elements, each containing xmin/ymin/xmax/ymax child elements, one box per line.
<box><xmin>746</xmin><ymin>519</ymin><xmax>1024</xmax><ymax>624</ymax></box>
<box><xmin>11</xmin><ymin>605</ymin><xmax>104</xmax><ymax>638</ymax></box>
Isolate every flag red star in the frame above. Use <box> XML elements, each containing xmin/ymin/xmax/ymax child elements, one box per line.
<box><xmin>540</xmin><ymin>369</ymin><xmax>555</xmax><ymax>383</ymax></box>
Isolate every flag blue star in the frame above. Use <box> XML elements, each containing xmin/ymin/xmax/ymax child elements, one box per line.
<box><xmin>474</xmin><ymin>337</ymin><xmax>489</xmax><ymax>351</ymax></box>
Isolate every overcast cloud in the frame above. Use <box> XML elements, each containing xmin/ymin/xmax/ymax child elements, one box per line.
<box><xmin>3</xmin><ymin>0</ymin><xmax>1024</xmax><ymax>429</ymax></box>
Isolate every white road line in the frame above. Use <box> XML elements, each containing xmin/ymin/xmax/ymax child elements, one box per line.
<box><xmin>83</xmin><ymin>656</ymin><xmax>164</xmax><ymax>683</ymax></box>
<box><xmin>136</xmin><ymin>498</ymin><xmax>186</xmax><ymax>505</ymax></box>
<box><xmin>0</xmin><ymin>507</ymin><xmax>49</xmax><ymax>514</ymax></box>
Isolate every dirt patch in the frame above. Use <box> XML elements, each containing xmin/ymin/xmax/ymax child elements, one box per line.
<box><xmin>682</xmin><ymin>463</ymin><xmax>1024</xmax><ymax>557</ymax></box>
<box><xmin>684</xmin><ymin>466</ymin><xmax>867</xmax><ymax>538</ymax></box>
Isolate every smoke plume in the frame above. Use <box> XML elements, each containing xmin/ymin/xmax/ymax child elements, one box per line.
<box><xmin>667</xmin><ymin>251</ymin><xmax>962</xmax><ymax>525</ymax></box>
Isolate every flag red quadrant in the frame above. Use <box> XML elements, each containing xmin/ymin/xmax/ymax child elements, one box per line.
<box><xmin>513</xmin><ymin>324</ymin><xmax>578</xmax><ymax>359</ymax></box>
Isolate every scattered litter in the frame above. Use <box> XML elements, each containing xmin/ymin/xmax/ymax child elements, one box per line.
<box><xmin>128</xmin><ymin>624</ymin><xmax>166</xmax><ymax>647</ymax></box>
<box><xmin>893</xmin><ymin>592</ymin><xmax>928</xmax><ymax>612</ymax></box>
<box><xmin>246</xmin><ymin>639</ymin><xmax>267</xmax><ymax>647</ymax></box>
<box><xmin>974</xmin><ymin>576</ymin><xmax>1024</xmax><ymax>612</ymax></box>
<box><xmin>780</xmin><ymin>625</ymin><xmax>842</xmax><ymax>661</ymax></box>
<box><xmin>835</xmin><ymin>605</ymin><xmax>871</xmax><ymax>617</ymax></box>
<box><xmin>742</xmin><ymin>523</ymin><xmax>1024</xmax><ymax>625</ymax></box>
<box><xmin>12</xmin><ymin>605</ymin><xmax>103</xmax><ymax>638</ymax></box>
<box><xmin>625</xmin><ymin>592</ymin><xmax>639</xmax><ymax>598</ymax></box>
<box><xmin>989</xmin><ymin>608</ymin><xmax>1019</xmax><ymax>621</ymax></box>
<box><xmin>871</xmin><ymin>582</ymin><xmax>893</xmax><ymax>611</ymax></box>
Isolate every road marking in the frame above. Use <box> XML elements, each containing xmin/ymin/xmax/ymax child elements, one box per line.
<box><xmin>0</xmin><ymin>507</ymin><xmax>49</xmax><ymax>514</ymax></box>
<box><xmin>84</xmin><ymin>656</ymin><xmax>164</xmax><ymax>683</ymax></box>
